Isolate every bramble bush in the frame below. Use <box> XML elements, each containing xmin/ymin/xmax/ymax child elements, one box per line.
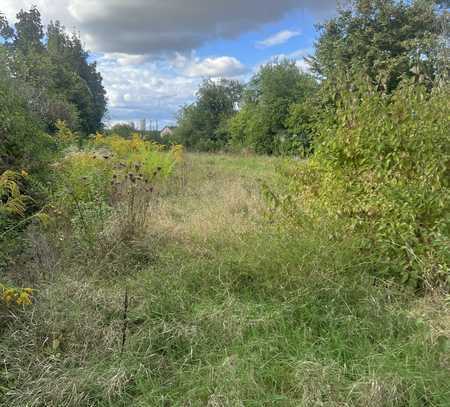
<box><xmin>271</xmin><ymin>80</ymin><xmax>449</xmax><ymax>288</ymax></box>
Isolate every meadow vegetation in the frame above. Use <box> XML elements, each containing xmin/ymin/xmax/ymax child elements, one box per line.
<box><xmin>1</xmin><ymin>153</ymin><xmax>449</xmax><ymax>406</ymax></box>
<box><xmin>0</xmin><ymin>1</ymin><xmax>449</xmax><ymax>405</ymax></box>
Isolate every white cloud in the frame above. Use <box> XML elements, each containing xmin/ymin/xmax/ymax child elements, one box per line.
<box><xmin>103</xmin><ymin>53</ymin><xmax>149</xmax><ymax>66</ymax></box>
<box><xmin>257</xmin><ymin>30</ymin><xmax>301</xmax><ymax>48</ymax></box>
<box><xmin>97</xmin><ymin>57</ymin><xmax>200</xmax><ymax>126</ymax></box>
<box><xmin>183</xmin><ymin>56</ymin><xmax>246</xmax><ymax>78</ymax></box>
<box><xmin>96</xmin><ymin>52</ymin><xmax>247</xmax><ymax>125</ymax></box>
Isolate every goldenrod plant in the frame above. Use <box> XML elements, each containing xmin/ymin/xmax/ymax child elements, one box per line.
<box><xmin>55</xmin><ymin>120</ymin><xmax>78</xmax><ymax>147</ymax></box>
<box><xmin>50</xmin><ymin>130</ymin><xmax>182</xmax><ymax>249</ymax></box>
<box><xmin>0</xmin><ymin>284</ymin><xmax>33</xmax><ymax>306</ymax></box>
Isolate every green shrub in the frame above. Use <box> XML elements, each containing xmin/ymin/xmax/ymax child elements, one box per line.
<box><xmin>0</xmin><ymin>71</ymin><xmax>56</xmax><ymax>262</ymax></box>
<box><xmin>273</xmin><ymin>81</ymin><xmax>449</xmax><ymax>288</ymax></box>
<box><xmin>228</xmin><ymin>60</ymin><xmax>318</xmax><ymax>155</ymax></box>
<box><xmin>0</xmin><ymin>75</ymin><xmax>55</xmax><ymax>176</ymax></box>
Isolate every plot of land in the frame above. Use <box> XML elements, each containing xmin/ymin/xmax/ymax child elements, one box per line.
<box><xmin>1</xmin><ymin>153</ymin><xmax>449</xmax><ymax>406</ymax></box>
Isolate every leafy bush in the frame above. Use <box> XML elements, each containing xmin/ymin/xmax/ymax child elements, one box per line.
<box><xmin>285</xmin><ymin>100</ymin><xmax>319</xmax><ymax>156</ymax></box>
<box><xmin>0</xmin><ymin>75</ymin><xmax>55</xmax><ymax>176</ymax></box>
<box><xmin>173</xmin><ymin>79</ymin><xmax>243</xmax><ymax>151</ymax></box>
<box><xmin>228</xmin><ymin>60</ymin><xmax>318</xmax><ymax>155</ymax></box>
<box><xmin>272</xmin><ymin>81</ymin><xmax>449</xmax><ymax>288</ymax></box>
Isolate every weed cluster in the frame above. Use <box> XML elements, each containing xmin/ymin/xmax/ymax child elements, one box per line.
<box><xmin>49</xmin><ymin>131</ymin><xmax>182</xmax><ymax>254</ymax></box>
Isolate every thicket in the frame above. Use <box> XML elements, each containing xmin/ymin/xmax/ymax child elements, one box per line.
<box><xmin>0</xmin><ymin>6</ymin><xmax>106</xmax><ymax>306</ymax></box>
<box><xmin>228</xmin><ymin>60</ymin><xmax>319</xmax><ymax>155</ymax></box>
<box><xmin>0</xmin><ymin>57</ymin><xmax>56</xmax><ymax>270</ymax></box>
<box><xmin>269</xmin><ymin>79</ymin><xmax>449</xmax><ymax>288</ymax></box>
<box><xmin>0</xmin><ymin>8</ymin><xmax>106</xmax><ymax>136</ymax></box>
<box><xmin>0</xmin><ymin>6</ymin><xmax>108</xmax><ymax>250</ymax></box>
<box><xmin>264</xmin><ymin>0</ymin><xmax>450</xmax><ymax>288</ymax></box>
<box><xmin>172</xmin><ymin>79</ymin><xmax>243</xmax><ymax>151</ymax></box>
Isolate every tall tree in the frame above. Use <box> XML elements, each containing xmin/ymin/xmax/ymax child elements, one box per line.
<box><xmin>46</xmin><ymin>23</ymin><xmax>107</xmax><ymax>133</ymax></box>
<box><xmin>309</xmin><ymin>0</ymin><xmax>446</xmax><ymax>92</ymax></box>
<box><xmin>229</xmin><ymin>60</ymin><xmax>318</xmax><ymax>154</ymax></box>
<box><xmin>0</xmin><ymin>13</ymin><xmax>14</xmax><ymax>41</ymax></box>
<box><xmin>0</xmin><ymin>8</ymin><xmax>107</xmax><ymax>134</ymax></box>
<box><xmin>14</xmin><ymin>6</ymin><xmax>45</xmax><ymax>54</ymax></box>
<box><xmin>174</xmin><ymin>79</ymin><xmax>243</xmax><ymax>151</ymax></box>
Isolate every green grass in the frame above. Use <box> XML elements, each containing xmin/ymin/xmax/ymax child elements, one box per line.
<box><xmin>1</xmin><ymin>153</ymin><xmax>449</xmax><ymax>406</ymax></box>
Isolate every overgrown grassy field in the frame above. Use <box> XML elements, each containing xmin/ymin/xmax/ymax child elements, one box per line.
<box><xmin>1</xmin><ymin>153</ymin><xmax>449</xmax><ymax>406</ymax></box>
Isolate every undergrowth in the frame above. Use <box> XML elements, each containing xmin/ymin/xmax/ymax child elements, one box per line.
<box><xmin>0</xmin><ymin>153</ymin><xmax>448</xmax><ymax>406</ymax></box>
<box><xmin>269</xmin><ymin>81</ymin><xmax>449</xmax><ymax>289</ymax></box>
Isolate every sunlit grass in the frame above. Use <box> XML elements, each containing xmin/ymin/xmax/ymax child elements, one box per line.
<box><xmin>0</xmin><ymin>153</ymin><xmax>448</xmax><ymax>406</ymax></box>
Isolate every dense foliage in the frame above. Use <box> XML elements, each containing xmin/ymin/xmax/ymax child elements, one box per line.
<box><xmin>0</xmin><ymin>6</ymin><xmax>107</xmax><ymax>268</ymax></box>
<box><xmin>264</xmin><ymin>0</ymin><xmax>449</xmax><ymax>288</ymax></box>
<box><xmin>229</xmin><ymin>60</ymin><xmax>318</xmax><ymax>154</ymax></box>
<box><xmin>271</xmin><ymin>80</ymin><xmax>449</xmax><ymax>288</ymax></box>
<box><xmin>0</xmin><ymin>7</ymin><xmax>107</xmax><ymax>135</ymax></box>
<box><xmin>0</xmin><ymin>69</ymin><xmax>55</xmax><ymax>175</ymax></box>
<box><xmin>172</xmin><ymin>79</ymin><xmax>243</xmax><ymax>151</ymax></box>
<box><xmin>310</xmin><ymin>0</ymin><xmax>447</xmax><ymax>92</ymax></box>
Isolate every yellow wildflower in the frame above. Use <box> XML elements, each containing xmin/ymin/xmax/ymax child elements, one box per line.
<box><xmin>17</xmin><ymin>291</ymin><xmax>32</xmax><ymax>306</ymax></box>
<box><xmin>3</xmin><ymin>289</ymin><xmax>16</xmax><ymax>305</ymax></box>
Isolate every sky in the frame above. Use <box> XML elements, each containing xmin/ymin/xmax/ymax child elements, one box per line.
<box><xmin>1</xmin><ymin>0</ymin><xmax>337</xmax><ymax>128</ymax></box>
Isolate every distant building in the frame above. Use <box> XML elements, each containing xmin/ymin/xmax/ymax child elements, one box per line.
<box><xmin>160</xmin><ymin>126</ymin><xmax>177</xmax><ymax>137</ymax></box>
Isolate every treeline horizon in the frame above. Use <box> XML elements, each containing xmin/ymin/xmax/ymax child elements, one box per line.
<box><xmin>169</xmin><ymin>0</ymin><xmax>448</xmax><ymax>155</ymax></box>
